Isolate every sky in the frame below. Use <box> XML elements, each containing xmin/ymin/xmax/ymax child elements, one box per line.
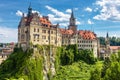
<box><xmin>0</xmin><ymin>0</ymin><xmax>120</xmax><ymax>43</ymax></box>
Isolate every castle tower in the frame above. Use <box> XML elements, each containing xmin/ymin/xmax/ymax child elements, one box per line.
<box><xmin>27</xmin><ymin>3</ymin><xmax>32</xmax><ymax>17</ymax></box>
<box><xmin>105</xmin><ymin>32</ymin><xmax>110</xmax><ymax>48</ymax></box>
<box><xmin>105</xmin><ymin>32</ymin><xmax>110</xmax><ymax>58</ymax></box>
<box><xmin>68</xmin><ymin>9</ymin><xmax>77</xmax><ymax>32</ymax></box>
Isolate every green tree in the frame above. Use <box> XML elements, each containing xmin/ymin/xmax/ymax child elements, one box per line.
<box><xmin>90</xmin><ymin>67</ymin><xmax>101</xmax><ymax>80</ymax></box>
<box><xmin>104</xmin><ymin>62</ymin><xmax>120</xmax><ymax>80</ymax></box>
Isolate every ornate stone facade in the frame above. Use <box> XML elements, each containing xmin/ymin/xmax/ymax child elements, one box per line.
<box><xmin>18</xmin><ymin>6</ymin><xmax>99</xmax><ymax>57</ymax></box>
<box><xmin>18</xmin><ymin>6</ymin><xmax>61</xmax><ymax>49</ymax></box>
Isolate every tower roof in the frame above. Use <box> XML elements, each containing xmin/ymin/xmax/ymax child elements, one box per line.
<box><xmin>28</xmin><ymin>2</ymin><xmax>32</xmax><ymax>10</ymax></box>
<box><xmin>106</xmin><ymin>32</ymin><xmax>109</xmax><ymax>38</ymax></box>
<box><xmin>27</xmin><ymin>3</ymin><xmax>32</xmax><ymax>17</ymax></box>
<box><xmin>71</xmin><ymin>9</ymin><xmax>74</xmax><ymax>18</ymax></box>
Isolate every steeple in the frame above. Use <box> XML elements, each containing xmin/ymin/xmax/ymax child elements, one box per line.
<box><xmin>68</xmin><ymin>9</ymin><xmax>77</xmax><ymax>32</ymax></box>
<box><xmin>106</xmin><ymin>32</ymin><xmax>109</xmax><ymax>39</ymax></box>
<box><xmin>105</xmin><ymin>32</ymin><xmax>110</xmax><ymax>47</ymax></box>
<box><xmin>69</xmin><ymin>9</ymin><xmax>76</xmax><ymax>26</ymax></box>
<box><xmin>71</xmin><ymin>9</ymin><xmax>74</xmax><ymax>19</ymax></box>
<box><xmin>27</xmin><ymin>3</ymin><xmax>32</xmax><ymax>17</ymax></box>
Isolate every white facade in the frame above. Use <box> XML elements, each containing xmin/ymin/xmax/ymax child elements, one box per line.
<box><xmin>77</xmin><ymin>36</ymin><xmax>98</xmax><ymax>57</ymax></box>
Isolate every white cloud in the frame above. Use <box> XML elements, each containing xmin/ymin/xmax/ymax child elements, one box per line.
<box><xmin>94</xmin><ymin>8</ymin><xmax>99</xmax><ymax>12</ymax></box>
<box><xmin>60</xmin><ymin>23</ymin><xmax>69</xmax><ymax>26</ymax></box>
<box><xmin>93</xmin><ymin>0</ymin><xmax>120</xmax><ymax>21</ymax></box>
<box><xmin>0</xmin><ymin>27</ymin><xmax>17</xmax><ymax>43</ymax></box>
<box><xmin>16</xmin><ymin>10</ymin><xmax>23</xmax><ymax>16</ymax></box>
<box><xmin>32</xmin><ymin>10</ymin><xmax>42</xmax><ymax>17</ymax></box>
<box><xmin>76</xmin><ymin>21</ymin><xmax>81</xmax><ymax>25</ymax></box>
<box><xmin>85</xmin><ymin>7</ymin><xmax>92</xmax><ymax>12</ymax></box>
<box><xmin>45</xmin><ymin>5</ymin><xmax>70</xmax><ymax>20</ymax></box>
<box><xmin>66</xmin><ymin>9</ymin><xmax>72</xmax><ymax>13</ymax></box>
<box><xmin>45</xmin><ymin>5</ymin><xmax>81</xmax><ymax>27</ymax></box>
<box><xmin>88</xmin><ymin>19</ymin><xmax>94</xmax><ymax>24</ymax></box>
<box><xmin>16</xmin><ymin>10</ymin><xmax>41</xmax><ymax>17</ymax></box>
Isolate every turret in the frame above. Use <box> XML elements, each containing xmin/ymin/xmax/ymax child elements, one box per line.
<box><xmin>27</xmin><ymin>3</ymin><xmax>32</xmax><ymax>17</ymax></box>
<box><xmin>68</xmin><ymin>9</ymin><xmax>77</xmax><ymax>32</ymax></box>
<box><xmin>105</xmin><ymin>32</ymin><xmax>110</xmax><ymax>48</ymax></box>
<box><xmin>69</xmin><ymin>9</ymin><xmax>76</xmax><ymax>26</ymax></box>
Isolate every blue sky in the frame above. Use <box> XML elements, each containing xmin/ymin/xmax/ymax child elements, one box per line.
<box><xmin>0</xmin><ymin>0</ymin><xmax>120</xmax><ymax>43</ymax></box>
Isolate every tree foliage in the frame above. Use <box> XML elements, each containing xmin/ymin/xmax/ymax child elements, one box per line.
<box><xmin>99</xmin><ymin>37</ymin><xmax>120</xmax><ymax>46</ymax></box>
<box><xmin>90</xmin><ymin>67</ymin><xmax>101</xmax><ymax>80</ymax></box>
<box><xmin>90</xmin><ymin>50</ymin><xmax>120</xmax><ymax>80</ymax></box>
<box><xmin>56</xmin><ymin>44</ymin><xmax>96</xmax><ymax>66</ymax></box>
<box><xmin>0</xmin><ymin>47</ymin><xmax>43</xmax><ymax>80</ymax></box>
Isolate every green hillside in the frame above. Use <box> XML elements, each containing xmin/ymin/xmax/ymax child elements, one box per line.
<box><xmin>0</xmin><ymin>45</ymin><xmax>103</xmax><ymax>80</ymax></box>
<box><xmin>53</xmin><ymin>61</ymin><xmax>103</xmax><ymax>80</ymax></box>
<box><xmin>0</xmin><ymin>48</ymin><xmax>43</xmax><ymax>80</ymax></box>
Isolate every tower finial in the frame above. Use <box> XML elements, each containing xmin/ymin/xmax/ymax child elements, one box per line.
<box><xmin>28</xmin><ymin>2</ymin><xmax>32</xmax><ymax>17</ymax></box>
<box><xmin>29</xmin><ymin>2</ymin><xmax>31</xmax><ymax>9</ymax></box>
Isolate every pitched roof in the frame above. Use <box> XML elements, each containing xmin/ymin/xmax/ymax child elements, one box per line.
<box><xmin>22</xmin><ymin>13</ymin><xmax>57</xmax><ymax>28</ymax></box>
<box><xmin>59</xmin><ymin>28</ymin><xmax>74</xmax><ymax>35</ymax></box>
<box><xmin>78</xmin><ymin>30</ymin><xmax>97</xmax><ymax>40</ymax></box>
<box><xmin>40</xmin><ymin>16</ymin><xmax>52</xmax><ymax>27</ymax></box>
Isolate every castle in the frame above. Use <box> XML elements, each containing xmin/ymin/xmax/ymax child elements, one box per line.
<box><xmin>100</xmin><ymin>32</ymin><xmax>120</xmax><ymax>59</ymax></box>
<box><xmin>18</xmin><ymin>6</ymin><xmax>99</xmax><ymax>57</ymax></box>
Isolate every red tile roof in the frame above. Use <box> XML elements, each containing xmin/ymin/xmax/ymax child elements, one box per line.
<box><xmin>40</xmin><ymin>17</ymin><xmax>52</xmax><ymax>27</ymax></box>
<box><xmin>109</xmin><ymin>46</ymin><xmax>120</xmax><ymax>50</ymax></box>
<box><xmin>24</xmin><ymin>14</ymin><xmax>55</xmax><ymax>28</ymax></box>
<box><xmin>59</xmin><ymin>28</ymin><xmax>74</xmax><ymax>35</ymax></box>
<box><xmin>60</xmin><ymin>29</ymin><xmax>96</xmax><ymax>40</ymax></box>
<box><xmin>78</xmin><ymin>30</ymin><xmax>96</xmax><ymax>40</ymax></box>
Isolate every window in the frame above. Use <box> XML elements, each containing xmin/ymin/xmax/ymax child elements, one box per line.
<box><xmin>42</xmin><ymin>35</ymin><xmax>46</xmax><ymax>39</ymax></box>
<box><xmin>51</xmin><ymin>36</ymin><xmax>53</xmax><ymax>40</ymax></box>
<box><xmin>37</xmin><ymin>35</ymin><xmax>39</xmax><ymax>39</ymax></box>
<box><xmin>51</xmin><ymin>31</ymin><xmax>53</xmax><ymax>34</ymax></box>
<box><xmin>48</xmin><ymin>30</ymin><xmax>50</xmax><ymax>34</ymax></box>
<box><xmin>37</xmin><ymin>29</ymin><xmax>39</xmax><ymax>32</ymax></box>
<box><xmin>2</xmin><ymin>55</ymin><xmax>4</xmax><ymax>58</ymax></box>
<box><xmin>42</xmin><ymin>30</ymin><xmax>46</xmax><ymax>33</ymax></box>
<box><xmin>21</xmin><ymin>34</ymin><xmax>24</xmax><ymax>39</ymax></box>
<box><xmin>34</xmin><ymin>35</ymin><xmax>36</xmax><ymax>40</ymax></box>
<box><xmin>34</xmin><ymin>28</ymin><xmax>36</xmax><ymax>32</ymax></box>
<box><xmin>48</xmin><ymin>36</ymin><xmax>50</xmax><ymax>40</ymax></box>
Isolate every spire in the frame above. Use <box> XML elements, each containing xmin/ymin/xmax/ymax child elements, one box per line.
<box><xmin>71</xmin><ymin>9</ymin><xmax>74</xmax><ymax>18</ymax></box>
<box><xmin>28</xmin><ymin>2</ymin><xmax>32</xmax><ymax>17</ymax></box>
<box><xmin>69</xmin><ymin>9</ymin><xmax>75</xmax><ymax>26</ymax></box>
<box><xmin>106</xmin><ymin>32</ymin><xmax>109</xmax><ymax>38</ymax></box>
<box><xmin>29</xmin><ymin>2</ymin><xmax>31</xmax><ymax>9</ymax></box>
<box><xmin>68</xmin><ymin>9</ymin><xmax>77</xmax><ymax>32</ymax></box>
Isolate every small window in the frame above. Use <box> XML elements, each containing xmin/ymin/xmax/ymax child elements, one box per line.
<box><xmin>51</xmin><ymin>31</ymin><xmax>53</xmax><ymax>34</ymax></box>
<box><xmin>42</xmin><ymin>30</ymin><xmax>46</xmax><ymax>33</ymax></box>
<box><xmin>48</xmin><ymin>31</ymin><xmax>50</xmax><ymax>34</ymax></box>
<box><xmin>37</xmin><ymin>35</ymin><xmax>39</xmax><ymax>39</ymax></box>
<box><xmin>34</xmin><ymin>28</ymin><xmax>36</xmax><ymax>32</ymax></box>
<box><xmin>42</xmin><ymin>35</ymin><xmax>46</xmax><ymax>39</ymax></box>
<box><xmin>37</xmin><ymin>29</ymin><xmax>39</xmax><ymax>32</ymax></box>
<box><xmin>51</xmin><ymin>36</ymin><xmax>53</xmax><ymax>40</ymax></box>
<box><xmin>21</xmin><ymin>34</ymin><xmax>24</xmax><ymax>39</ymax></box>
